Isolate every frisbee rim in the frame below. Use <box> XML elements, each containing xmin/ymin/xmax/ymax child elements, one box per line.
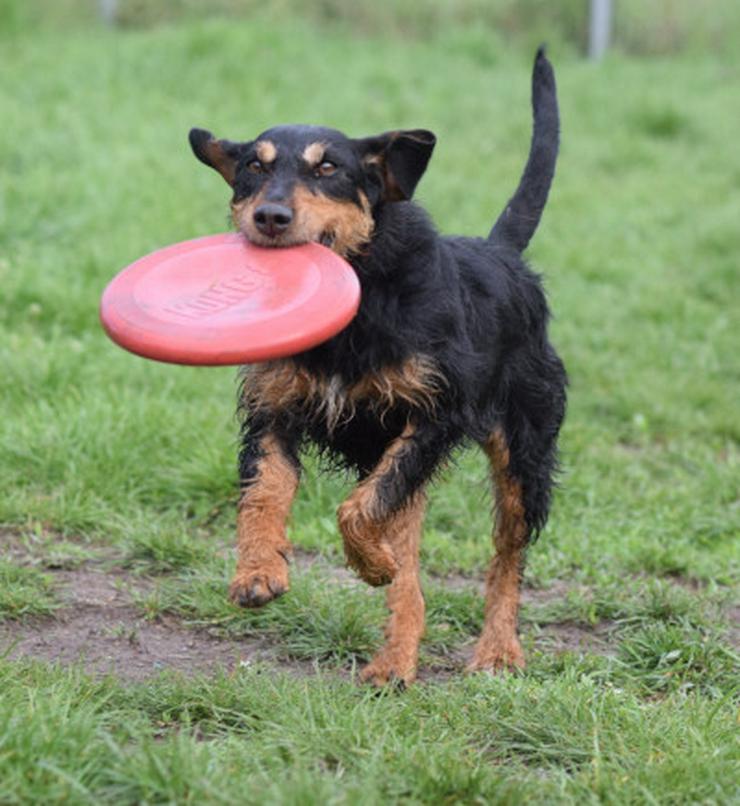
<box><xmin>99</xmin><ymin>233</ymin><xmax>360</xmax><ymax>366</ymax></box>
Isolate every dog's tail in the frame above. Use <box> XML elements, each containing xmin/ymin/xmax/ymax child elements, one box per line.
<box><xmin>489</xmin><ymin>47</ymin><xmax>559</xmax><ymax>253</ymax></box>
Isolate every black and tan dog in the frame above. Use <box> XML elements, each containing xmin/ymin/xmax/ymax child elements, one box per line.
<box><xmin>189</xmin><ymin>48</ymin><xmax>566</xmax><ymax>686</ymax></box>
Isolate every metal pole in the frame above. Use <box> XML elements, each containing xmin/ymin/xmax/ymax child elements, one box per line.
<box><xmin>588</xmin><ymin>0</ymin><xmax>613</xmax><ymax>60</ymax></box>
<box><xmin>99</xmin><ymin>0</ymin><xmax>118</xmax><ymax>26</ymax></box>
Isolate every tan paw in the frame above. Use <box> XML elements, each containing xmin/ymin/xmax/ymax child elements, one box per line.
<box><xmin>466</xmin><ymin>637</ymin><xmax>526</xmax><ymax>674</ymax></box>
<box><xmin>360</xmin><ymin>650</ymin><xmax>417</xmax><ymax>688</ymax></box>
<box><xmin>228</xmin><ymin>554</ymin><xmax>290</xmax><ymax>608</ymax></box>
<box><xmin>338</xmin><ymin>501</ymin><xmax>398</xmax><ymax>587</ymax></box>
<box><xmin>344</xmin><ymin>539</ymin><xmax>398</xmax><ymax>587</ymax></box>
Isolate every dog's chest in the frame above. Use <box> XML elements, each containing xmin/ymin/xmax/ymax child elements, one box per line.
<box><xmin>242</xmin><ymin>355</ymin><xmax>443</xmax><ymax>430</ymax></box>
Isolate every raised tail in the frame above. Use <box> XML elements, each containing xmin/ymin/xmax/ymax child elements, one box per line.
<box><xmin>489</xmin><ymin>47</ymin><xmax>559</xmax><ymax>253</ymax></box>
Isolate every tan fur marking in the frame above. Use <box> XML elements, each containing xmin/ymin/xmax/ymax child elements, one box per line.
<box><xmin>229</xmin><ymin>435</ymin><xmax>299</xmax><ymax>606</ymax></box>
<box><xmin>350</xmin><ymin>356</ymin><xmax>444</xmax><ymax>422</ymax></box>
<box><xmin>469</xmin><ymin>429</ymin><xmax>527</xmax><ymax>672</ymax></box>
<box><xmin>241</xmin><ymin>360</ymin><xmax>326</xmax><ymax>417</ymax></box>
<box><xmin>241</xmin><ymin>356</ymin><xmax>445</xmax><ymax>432</ymax></box>
<box><xmin>255</xmin><ymin>140</ymin><xmax>277</xmax><ymax>164</ymax></box>
<box><xmin>302</xmin><ymin>141</ymin><xmax>326</xmax><ymax>167</ymax></box>
<box><xmin>291</xmin><ymin>186</ymin><xmax>374</xmax><ymax>257</ymax></box>
<box><xmin>231</xmin><ymin>188</ymin><xmax>265</xmax><ymax>236</ymax></box>
<box><xmin>203</xmin><ymin>139</ymin><xmax>237</xmax><ymax>185</ymax></box>
<box><xmin>359</xmin><ymin>491</ymin><xmax>426</xmax><ymax>687</ymax></box>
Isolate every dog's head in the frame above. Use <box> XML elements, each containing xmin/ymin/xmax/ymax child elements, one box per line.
<box><xmin>189</xmin><ymin>124</ymin><xmax>435</xmax><ymax>257</ymax></box>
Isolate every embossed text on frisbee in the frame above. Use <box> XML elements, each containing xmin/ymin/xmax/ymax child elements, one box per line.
<box><xmin>163</xmin><ymin>274</ymin><xmax>270</xmax><ymax>320</ymax></box>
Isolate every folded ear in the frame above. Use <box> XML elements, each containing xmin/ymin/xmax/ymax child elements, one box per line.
<box><xmin>356</xmin><ymin>129</ymin><xmax>436</xmax><ymax>202</ymax></box>
<box><xmin>188</xmin><ymin>128</ymin><xmax>246</xmax><ymax>186</ymax></box>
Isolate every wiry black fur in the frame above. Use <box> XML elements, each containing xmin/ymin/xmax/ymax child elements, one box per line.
<box><xmin>197</xmin><ymin>48</ymin><xmax>566</xmax><ymax>544</ymax></box>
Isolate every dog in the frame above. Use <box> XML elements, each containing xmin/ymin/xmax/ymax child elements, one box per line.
<box><xmin>188</xmin><ymin>47</ymin><xmax>566</xmax><ymax>686</ymax></box>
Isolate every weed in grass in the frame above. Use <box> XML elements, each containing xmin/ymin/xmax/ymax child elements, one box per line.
<box><xmin>616</xmin><ymin>621</ymin><xmax>739</xmax><ymax>697</ymax></box>
<box><xmin>0</xmin><ymin>560</ymin><xmax>57</xmax><ymax>620</ymax></box>
<box><xmin>524</xmin><ymin>576</ymin><xmax>726</xmax><ymax>630</ymax></box>
<box><xmin>103</xmin><ymin>622</ymin><xmax>141</xmax><ymax>645</ymax></box>
<box><xmin>34</xmin><ymin>540</ymin><xmax>96</xmax><ymax>570</ymax></box>
<box><xmin>9</xmin><ymin>530</ymin><xmax>98</xmax><ymax>570</ymax></box>
<box><xmin>122</xmin><ymin>524</ymin><xmax>211</xmax><ymax>574</ymax></box>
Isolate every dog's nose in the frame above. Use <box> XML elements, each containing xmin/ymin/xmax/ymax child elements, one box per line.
<box><xmin>253</xmin><ymin>203</ymin><xmax>293</xmax><ymax>236</ymax></box>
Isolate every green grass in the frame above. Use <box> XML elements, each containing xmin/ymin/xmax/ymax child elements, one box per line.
<box><xmin>0</xmin><ymin>6</ymin><xmax>738</xmax><ymax>803</ymax></box>
<box><xmin>0</xmin><ymin>560</ymin><xmax>58</xmax><ymax>619</ymax></box>
<box><xmin>0</xmin><ymin>660</ymin><xmax>737</xmax><ymax>804</ymax></box>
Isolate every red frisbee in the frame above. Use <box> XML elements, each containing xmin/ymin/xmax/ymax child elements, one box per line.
<box><xmin>100</xmin><ymin>233</ymin><xmax>360</xmax><ymax>365</ymax></box>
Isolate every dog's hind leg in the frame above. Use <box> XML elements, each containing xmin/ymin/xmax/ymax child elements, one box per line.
<box><xmin>359</xmin><ymin>491</ymin><xmax>426</xmax><ymax>687</ymax></box>
<box><xmin>229</xmin><ymin>422</ymin><xmax>300</xmax><ymax>608</ymax></box>
<box><xmin>468</xmin><ymin>429</ymin><xmax>529</xmax><ymax>672</ymax></box>
<box><xmin>337</xmin><ymin>421</ymin><xmax>451</xmax><ymax>686</ymax></box>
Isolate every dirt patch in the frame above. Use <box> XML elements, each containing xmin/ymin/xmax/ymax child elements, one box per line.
<box><xmin>0</xmin><ymin>566</ymin><xmax>292</xmax><ymax>682</ymax></box>
<box><xmin>0</xmin><ymin>610</ymin><xmax>259</xmax><ymax>682</ymax></box>
<box><xmin>533</xmin><ymin>621</ymin><xmax>616</xmax><ymax>655</ymax></box>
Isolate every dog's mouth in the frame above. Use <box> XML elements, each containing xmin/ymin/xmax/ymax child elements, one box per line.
<box><xmin>242</xmin><ymin>226</ymin><xmax>336</xmax><ymax>251</ymax></box>
<box><xmin>318</xmin><ymin>231</ymin><xmax>336</xmax><ymax>249</ymax></box>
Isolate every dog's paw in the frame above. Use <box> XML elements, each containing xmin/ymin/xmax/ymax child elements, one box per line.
<box><xmin>344</xmin><ymin>540</ymin><xmax>398</xmax><ymax>587</ymax></box>
<box><xmin>338</xmin><ymin>500</ymin><xmax>398</xmax><ymax>587</ymax></box>
<box><xmin>466</xmin><ymin>637</ymin><xmax>525</xmax><ymax>675</ymax></box>
<box><xmin>360</xmin><ymin>650</ymin><xmax>417</xmax><ymax>689</ymax></box>
<box><xmin>228</xmin><ymin>554</ymin><xmax>289</xmax><ymax>608</ymax></box>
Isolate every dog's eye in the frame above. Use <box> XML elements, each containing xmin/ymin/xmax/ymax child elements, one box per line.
<box><xmin>315</xmin><ymin>161</ymin><xmax>337</xmax><ymax>178</ymax></box>
<box><xmin>247</xmin><ymin>160</ymin><xmax>265</xmax><ymax>174</ymax></box>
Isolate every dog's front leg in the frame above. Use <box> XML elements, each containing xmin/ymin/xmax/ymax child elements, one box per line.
<box><xmin>229</xmin><ymin>424</ymin><xmax>300</xmax><ymax>608</ymax></box>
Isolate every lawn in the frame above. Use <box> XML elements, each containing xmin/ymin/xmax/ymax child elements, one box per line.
<box><xmin>1</xmin><ymin>4</ymin><xmax>738</xmax><ymax>803</ymax></box>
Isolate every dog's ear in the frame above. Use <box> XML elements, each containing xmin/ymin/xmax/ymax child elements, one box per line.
<box><xmin>355</xmin><ymin>129</ymin><xmax>436</xmax><ymax>202</ymax></box>
<box><xmin>188</xmin><ymin>128</ymin><xmax>247</xmax><ymax>187</ymax></box>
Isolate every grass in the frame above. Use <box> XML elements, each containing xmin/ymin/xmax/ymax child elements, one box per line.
<box><xmin>0</xmin><ymin>660</ymin><xmax>737</xmax><ymax>804</ymax></box>
<box><xmin>0</xmin><ymin>560</ymin><xmax>58</xmax><ymax>619</ymax></box>
<box><xmin>0</xmin><ymin>5</ymin><xmax>738</xmax><ymax>803</ymax></box>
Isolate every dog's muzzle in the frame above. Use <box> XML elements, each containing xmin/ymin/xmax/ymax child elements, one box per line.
<box><xmin>253</xmin><ymin>203</ymin><xmax>293</xmax><ymax>239</ymax></box>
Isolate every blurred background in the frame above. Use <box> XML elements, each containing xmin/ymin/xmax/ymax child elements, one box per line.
<box><xmin>1</xmin><ymin>0</ymin><xmax>738</xmax><ymax>577</ymax></box>
<box><xmin>3</xmin><ymin>0</ymin><xmax>740</xmax><ymax>55</ymax></box>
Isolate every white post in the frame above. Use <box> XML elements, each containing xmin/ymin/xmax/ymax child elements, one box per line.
<box><xmin>588</xmin><ymin>0</ymin><xmax>613</xmax><ymax>60</ymax></box>
<box><xmin>99</xmin><ymin>0</ymin><xmax>118</xmax><ymax>25</ymax></box>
